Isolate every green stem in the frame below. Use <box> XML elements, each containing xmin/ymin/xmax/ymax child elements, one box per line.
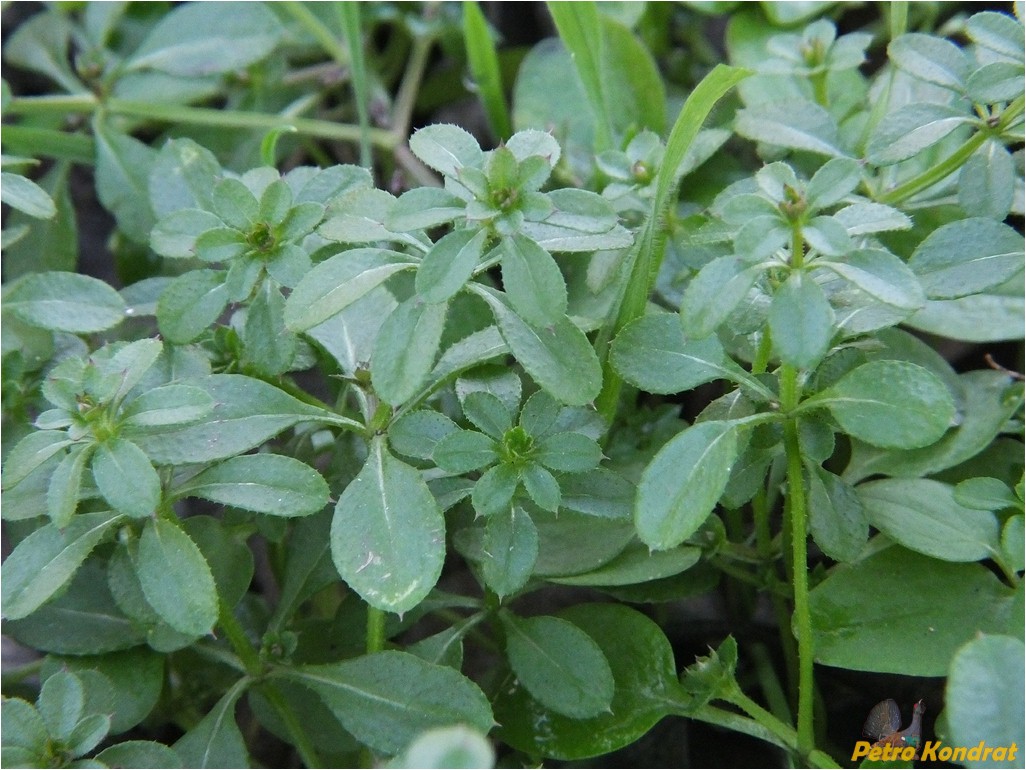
<box><xmin>1</xmin><ymin>658</ymin><xmax>43</xmax><ymax>687</ymax></box>
<box><xmin>780</xmin><ymin>364</ymin><xmax>814</xmax><ymax>755</ymax></box>
<box><xmin>339</xmin><ymin>3</ymin><xmax>373</xmax><ymax>169</ymax></box>
<box><xmin>878</xmin><ymin>129</ymin><xmax>988</xmax><ymax>205</ymax></box>
<box><xmin>889</xmin><ymin>1</ymin><xmax>909</xmax><ymax>39</ymax></box>
<box><xmin>282</xmin><ymin>2</ymin><xmax>350</xmax><ymax>66</ymax></box>
<box><xmin>217</xmin><ymin>599</ymin><xmax>263</xmax><ymax>677</ymax></box>
<box><xmin>262</xmin><ymin>683</ymin><xmax>324</xmax><ymax>768</ymax></box>
<box><xmin>391</xmin><ymin>34</ymin><xmax>434</xmax><ymax>138</ymax></box>
<box><xmin>366</xmin><ymin>606</ymin><xmax>386</xmax><ymax>654</ymax></box>
<box><xmin>728</xmin><ymin>687</ymin><xmax>839</xmax><ymax>768</ymax></box>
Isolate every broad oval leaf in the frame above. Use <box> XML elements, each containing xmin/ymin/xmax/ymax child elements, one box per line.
<box><xmin>331</xmin><ymin>437</ymin><xmax>445</xmax><ymax>614</ymax></box>
<box><xmin>813</xmin><ymin>360</ymin><xmax>955</xmax><ymax>449</ymax></box>
<box><xmin>121</xmin><ymin>384</ymin><xmax>214</xmax><ymax>429</ymax></box>
<box><xmin>2</xmin><ymin>430</ymin><xmax>73</xmax><ymax>490</ymax></box>
<box><xmin>387</xmin><ymin>187</ymin><xmax>466</xmax><ymax>232</ymax></box>
<box><xmin>288</xmin><ymin>651</ymin><xmax>494</xmax><ymax>755</ymax></box>
<box><xmin>173</xmin><ymin>681</ymin><xmax>249</xmax><ymax>769</ymax></box>
<box><xmin>481</xmin><ymin>505</ymin><xmax>538</xmax><ymax>598</ymax></box>
<box><xmin>768</xmin><ymin>271</ymin><xmax>834</xmax><ymax>370</ymax></box>
<box><xmin>177</xmin><ymin>454</ymin><xmax>329</xmax><ymax>517</ymax></box>
<box><xmin>433</xmin><ymin>430</ymin><xmax>499</xmax><ymax>474</ymax></box>
<box><xmin>409</xmin><ymin>124</ymin><xmax>484</xmax><ymax>178</ymax></box>
<box><xmin>857</xmin><ymin>478</ymin><xmax>999</xmax><ymax>562</ymax></box>
<box><xmin>6</xmin><ymin>272</ymin><xmax>126</xmax><ymax>333</ymax></box>
<box><xmin>501</xmin><ymin>613</ymin><xmax>615</xmax><ymax>719</ymax></box>
<box><xmin>809</xmin><ymin>547</ymin><xmax>1019</xmax><ymax>675</ymax></box>
<box><xmin>548</xmin><ymin>541</ymin><xmax>701</xmax><ymax>587</ymax></box>
<box><xmin>416</xmin><ymin>229</ymin><xmax>487</xmax><ymax>304</ymax></box>
<box><xmin>680</xmin><ymin>255</ymin><xmax>766</xmax><ymax>339</ymax></box>
<box><xmin>818</xmin><ymin>248</ymin><xmax>925</xmax><ymax>311</ymax></box>
<box><xmin>371</xmin><ymin>296</ymin><xmax>449</xmax><ymax>406</ymax></box>
<box><xmin>500</xmin><ymin>234</ymin><xmax>568</xmax><ymax>327</ymax></box>
<box><xmin>135</xmin><ymin>518</ymin><xmax>218</xmax><ymax>637</ymax></box>
<box><xmin>155</xmin><ymin>269</ymin><xmax>229</xmax><ymax>344</ymax></box>
<box><xmin>92</xmin><ymin>438</ymin><xmax>160</xmax><ymax>518</ymax></box>
<box><xmin>867</xmin><ymin>103</ymin><xmax>970</xmax><ymax>165</ymax></box>
<box><xmin>1</xmin><ymin>511</ymin><xmax>123</xmax><ymax>620</ymax></box>
<box><xmin>888</xmin><ymin>32</ymin><xmax>970</xmax><ymax>90</ymax></box>
<box><xmin>806</xmin><ymin>465</ymin><xmax>867</xmax><ymax>563</ymax></box>
<box><xmin>636</xmin><ymin>420</ymin><xmax>739</xmax><ymax>550</ymax></box>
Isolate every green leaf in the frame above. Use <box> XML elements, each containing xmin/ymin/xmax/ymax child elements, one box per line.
<box><xmin>149</xmin><ymin>137</ymin><xmax>221</xmax><ymax>217</ymax></box>
<box><xmin>387</xmin><ymin>187</ymin><xmax>466</xmax><ymax>232</ymax></box>
<box><xmin>93</xmin><ymin>123</ymin><xmax>157</xmax><ymax>243</ymax></box>
<box><xmin>495</xmin><ymin>604</ymin><xmax>682</xmax><ymax>759</ymax></box>
<box><xmin>92</xmin><ymin>439</ymin><xmax>160</xmax><ymax>518</ymax></box>
<box><xmin>2</xmin><ymin>430</ymin><xmax>73</xmax><ymax>489</ymax></box>
<box><xmin>908</xmin><ymin>292</ymin><xmax>1024</xmax><ymax>342</ymax></box>
<box><xmin>372</xmin><ymin>297</ymin><xmax>449</xmax><ymax>406</ymax></box>
<box><xmin>389</xmin><ymin>411</ymin><xmax>459</xmax><ymax>461</ymax></box>
<box><xmin>636</xmin><ymin>421</ymin><xmax>739</xmax><ymax>550</ymax></box>
<box><xmin>522</xmin><ymin>463</ymin><xmax>560</xmax><ymax>511</ymax></box>
<box><xmin>558</xmin><ymin>469</ymin><xmax>634</xmax><ymax>520</ymax></box>
<box><xmin>130</xmin><ymin>374</ymin><xmax>357</xmax><ymax>465</ymax></box>
<box><xmin>127</xmin><ymin>2</ymin><xmax>282</xmax><ymax>76</ymax></box>
<box><xmin>3</xmin><ymin>11</ymin><xmax>82</xmax><ymax>93</ymax></box>
<box><xmin>888</xmin><ymin>33</ymin><xmax>970</xmax><ymax>90</ymax></box>
<box><xmin>1</xmin><ymin>511</ymin><xmax>122</xmax><ymax>620</ymax></box>
<box><xmin>481</xmin><ymin>505</ymin><xmax>538</xmax><ymax>598</ymax></box>
<box><xmin>416</xmin><ymin>229</ymin><xmax>487</xmax><ymax>304</ymax></box>
<box><xmin>500</xmin><ymin>234</ymin><xmax>568</xmax><ymax>327</ymax></box>
<box><xmin>409</xmin><ymin>124</ymin><xmax>484</xmax><ymax>178</ymax></box>
<box><xmin>66</xmin><ymin>713</ymin><xmax>110</xmax><ymax>757</ymax></box>
<box><xmin>945</xmin><ymin>635</ymin><xmax>1025</xmax><ymax>769</ymax></box>
<box><xmin>461</xmin><ymin>391</ymin><xmax>513</xmax><ymax>440</ymax></box>
<box><xmin>818</xmin><ymin>249</ymin><xmax>925</xmax><ymax>311</ymax></box>
<box><xmin>183</xmin><ymin>516</ymin><xmax>254</xmax><ymax>610</ymax></box>
<box><xmin>471</xmin><ymin>464</ymin><xmax>520</xmax><ymax>517</ymax></box>
<box><xmin>954</xmin><ymin>477</ymin><xmax>1021</xmax><ymax>512</ymax></box>
<box><xmin>0</xmin><ymin>172</ymin><xmax>56</xmax><ymax>219</ymax></box>
<box><xmin>806</xmin><ymin>465</ymin><xmax>867</xmax><ymax>563</ymax></box>
<box><xmin>769</xmin><ymin>271</ymin><xmax>834</xmax><ymax>369</ymax></box>
<box><xmin>534</xmin><ymin>432</ymin><xmax>602</xmax><ymax>473</ymax></box>
<box><xmin>135</xmin><ymin>518</ymin><xmax>218</xmax><ymax>637</ymax></box>
<box><xmin>806</xmin><ymin>157</ymin><xmax>861</xmax><ymax>210</ymax></box>
<box><xmin>243</xmin><ymin>280</ymin><xmax>296</xmax><ymax>377</ymax></box>
<box><xmin>680</xmin><ymin>256</ymin><xmax>766</xmax><ymax>339</ymax></box>
<box><xmin>38</xmin><ymin>670</ymin><xmax>85</xmax><ymax>742</ymax></box>
<box><xmin>967</xmin><ymin>61</ymin><xmax>1025</xmax><ymax>104</ymax></box>
<box><xmin>833</xmin><ymin>202</ymin><xmax>912</xmax><ymax>235</ymax></box>
<box><xmin>6</xmin><ymin>272</ymin><xmax>126</xmax><ymax>333</ymax></box>
<box><xmin>211</xmin><ymin>178</ymin><xmax>258</xmax><ymax>230</ymax></box>
<box><xmin>150</xmin><ymin>209</ymin><xmax>224</xmax><ymax>258</ymax></box>
<box><xmin>809</xmin><ymin>547</ymin><xmax>1019</xmax><ymax>675</ymax></box>
<box><xmin>176</xmin><ymin>454</ymin><xmax>329</xmax><ymax>517</ymax></box>
<box><xmin>121</xmin><ymin>384</ymin><xmax>214</xmax><ymax>429</ymax></box>
<box><xmin>548</xmin><ymin>541</ymin><xmax>701</xmax><ymax>587</ymax></box>
<box><xmin>867</xmin><ymin>103</ymin><xmax>971</xmax><ymax>165</ymax></box>
<box><xmin>289</xmin><ymin>651</ymin><xmax>494</xmax><ymax>755</ymax></box>
<box><xmin>857</xmin><ymin>479</ymin><xmax>999</xmax><ymax>562</ymax></box>
<box><xmin>463</xmin><ymin>2</ymin><xmax>512</xmax><ymax>141</ymax></box>
<box><xmin>811</xmin><ymin>361</ymin><xmax>955</xmax><ymax>450</ymax></box>
<box><xmin>959</xmin><ymin>141</ymin><xmax>1015</xmax><ymax>220</ymax></box>
<box><xmin>502</xmin><ymin>612</ymin><xmax>615</xmax><ymax>718</ymax></box>
<box><xmin>3</xmin><ymin>163</ymin><xmax>78</xmax><ymax>278</ymax></box>
<box><xmin>331</xmin><ymin>437</ymin><xmax>445</xmax><ymax>614</ymax></box>
<box><xmin>394</xmin><ymin>725</ymin><xmax>495</xmax><ymax>770</ymax></box>
<box><xmin>966</xmin><ymin>11</ymin><xmax>1025</xmax><ymax>61</ymax></box>
<box><xmin>284</xmin><ymin>248</ymin><xmax>415</xmax><ymax>332</ymax></box>
<box><xmin>47</xmin><ymin>444</ymin><xmax>91</xmax><ymax>527</ymax></box>
<box><xmin>735</xmin><ymin>98</ymin><xmax>844</xmax><ymax>156</ymax></box>
<box><xmin>474</xmin><ymin>286</ymin><xmax>601</xmax><ymax>406</ymax></box>
<box><xmin>155</xmin><ymin>269</ymin><xmax>229</xmax><ymax>344</ymax></box>
<box><xmin>432</xmin><ymin>430</ymin><xmax>499</xmax><ymax>473</ymax></box>
<box><xmin>907</xmin><ymin>217</ymin><xmax>1023</xmax><ymax>300</ymax></box>
<box><xmin>96</xmin><ymin>741</ymin><xmax>183</xmax><ymax>769</ymax></box>
<box><xmin>2</xmin><ymin>697</ymin><xmax>48</xmax><ymax>757</ymax></box>
<box><xmin>173</xmin><ymin>681</ymin><xmax>249</xmax><ymax>769</ymax></box>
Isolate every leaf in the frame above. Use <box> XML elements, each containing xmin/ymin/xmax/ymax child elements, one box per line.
<box><xmin>502</xmin><ymin>613</ymin><xmax>615</xmax><ymax>718</ymax></box>
<box><xmin>806</xmin><ymin>465</ymin><xmax>867</xmax><ymax>563</ymax></box>
<box><xmin>966</xmin><ymin>11</ymin><xmax>1025</xmax><ymax>62</ymax></box>
<box><xmin>769</xmin><ymin>271</ymin><xmax>834</xmax><ymax>369</ymax></box>
<box><xmin>548</xmin><ymin>2</ymin><xmax>613</xmax><ymax>149</ymax></box>
<box><xmin>93</xmin><ymin>123</ymin><xmax>157</xmax><ymax>243</ymax></box>
<box><xmin>284</xmin><ymin>248</ymin><xmax>415</xmax><ymax>332</ymax></box>
<box><xmin>809</xmin><ymin>546</ymin><xmax>1019</xmax><ymax>675</ymax></box>
<box><xmin>818</xmin><ymin>249</ymin><xmax>925</xmax><ymax>311</ymax></box>
<box><xmin>1</xmin><ymin>511</ymin><xmax>123</xmax><ymax>620</ymax></box>
<box><xmin>522</xmin><ymin>463</ymin><xmax>560</xmax><ymax>511</ymax></box>
<box><xmin>967</xmin><ymin>61</ymin><xmax>1025</xmax><ymax>105</ymax></box>
<box><xmin>5</xmin><ymin>272</ymin><xmax>126</xmax><ymax>333</ymax></box>
<box><xmin>548</xmin><ymin>541</ymin><xmax>701</xmax><ymax>587</ymax></box>
<box><xmin>3</xmin><ymin>162</ymin><xmax>78</xmax><ymax>278</ymax></box>
<box><xmin>130</xmin><ymin>374</ymin><xmax>357</xmax><ymax>465</ymax></box>
<box><xmin>636</xmin><ymin>421</ymin><xmax>739</xmax><ymax>550</ymax></box>
<box><xmin>96</xmin><ymin>741</ymin><xmax>183</xmax><ymax>769</ymax></box>
<box><xmin>2</xmin><ymin>430</ymin><xmax>73</xmax><ymax>490</ymax></box>
<box><xmin>534</xmin><ymin>432</ymin><xmax>602</xmax><ymax>473</ymax></box>
<box><xmin>954</xmin><ymin>477</ymin><xmax>1021</xmax><ymax>512</ymax></box>
<box><xmin>908</xmin><ymin>293</ymin><xmax>1024</xmax><ymax>342</ymax></box>
<box><xmin>387</xmin><ymin>187</ymin><xmax>466</xmax><ymax>232</ymax></box>
<box><xmin>558</xmin><ymin>469</ymin><xmax>634</xmax><ymax>520</ymax></box>
<box><xmin>495</xmin><ymin>604</ymin><xmax>682</xmax><ymax>760</ymax></box>
<box><xmin>121</xmin><ymin>384</ymin><xmax>214</xmax><ymax>429</ymax></box>
<box><xmin>810</xmin><ymin>361</ymin><xmax>955</xmax><ymax>450</ymax></box>
<box><xmin>433</xmin><ymin>430</ymin><xmax>499</xmax><ymax>474</ymax></box>
<box><xmin>389</xmin><ymin>411</ymin><xmax>459</xmax><ymax>461</ymax></box>
<box><xmin>173</xmin><ymin>681</ymin><xmax>250</xmax><ymax>768</ymax></box>
<box><xmin>907</xmin><ymin>217</ymin><xmax>1023</xmax><ymax>300</ymax></box>
<box><xmin>463</xmin><ymin>2</ymin><xmax>512</xmax><ymax>141</ymax></box>
<box><xmin>945</xmin><ymin>635</ymin><xmax>1025</xmax><ymax>768</ymax></box>
<box><xmin>481</xmin><ymin>505</ymin><xmax>538</xmax><ymax>598</ymax></box>
<box><xmin>470</xmin><ymin>464</ymin><xmax>520</xmax><ymax>518</ymax></box>
<box><xmin>38</xmin><ymin>670</ymin><xmax>85</xmax><ymax>742</ymax></box>
<box><xmin>47</xmin><ymin>444</ymin><xmax>91</xmax><ymax>527</ymax></box>
<box><xmin>735</xmin><ymin>98</ymin><xmax>845</xmax><ymax>156</ymax></box>
<box><xmin>833</xmin><ymin>202</ymin><xmax>912</xmax><ymax>235</ymax></box>
<box><xmin>680</xmin><ymin>256</ymin><xmax>765</xmax><ymax>339</ymax></box>
<box><xmin>867</xmin><ymin>103</ymin><xmax>971</xmax><ymax>166</ymax></box>
<box><xmin>92</xmin><ymin>439</ymin><xmax>160</xmax><ymax>518</ymax></box>
<box><xmin>806</xmin><ymin>157</ymin><xmax>861</xmax><ymax>210</ymax></box>
<box><xmin>183</xmin><ymin>517</ymin><xmax>254</xmax><ymax>610</ymax></box>
<box><xmin>0</xmin><ymin>172</ymin><xmax>56</xmax><ymax>219</ymax></box>
<box><xmin>857</xmin><ymin>479</ymin><xmax>999</xmax><ymax>562</ymax></box>
<box><xmin>416</xmin><ymin>229</ymin><xmax>487</xmax><ymax>304</ymax></box>
<box><xmin>461</xmin><ymin>390</ymin><xmax>513</xmax><ymax>439</ymax></box>
<box><xmin>371</xmin><ymin>297</ymin><xmax>449</xmax><ymax>406</ymax></box>
<box><xmin>959</xmin><ymin>141</ymin><xmax>1015</xmax><ymax>220</ymax></box>
<box><xmin>2</xmin><ymin>697</ymin><xmax>48</xmax><ymax>757</ymax></box>
<box><xmin>149</xmin><ymin>137</ymin><xmax>222</xmax><ymax>217</ymax></box>
<box><xmin>474</xmin><ymin>286</ymin><xmax>601</xmax><ymax>406</ymax></box>
<box><xmin>331</xmin><ymin>437</ymin><xmax>445</xmax><ymax>614</ymax></box>
<box><xmin>888</xmin><ymin>33</ymin><xmax>970</xmax><ymax>90</ymax></box>
<box><xmin>177</xmin><ymin>454</ymin><xmax>329</xmax><ymax>517</ymax></box>
<box><xmin>394</xmin><ymin>725</ymin><xmax>496</xmax><ymax>770</ymax></box>
<box><xmin>155</xmin><ymin>269</ymin><xmax>229</xmax><ymax>344</ymax></box>
<box><xmin>288</xmin><ymin>651</ymin><xmax>494</xmax><ymax>755</ymax></box>
<box><xmin>243</xmin><ymin>280</ymin><xmax>296</xmax><ymax>377</ymax></box>
<box><xmin>135</xmin><ymin>518</ymin><xmax>218</xmax><ymax>637</ymax></box>
<box><xmin>500</xmin><ymin>234</ymin><xmax>568</xmax><ymax>327</ymax></box>
<box><xmin>127</xmin><ymin>2</ymin><xmax>282</xmax><ymax>76</ymax></box>
<box><xmin>3</xmin><ymin>10</ymin><xmax>82</xmax><ymax>93</ymax></box>
<box><xmin>409</xmin><ymin>124</ymin><xmax>484</xmax><ymax>178</ymax></box>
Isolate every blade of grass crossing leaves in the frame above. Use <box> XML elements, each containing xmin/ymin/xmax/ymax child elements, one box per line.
<box><xmin>547</xmin><ymin>2</ymin><xmax>612</xmax><ymax>152</ymax></box>
<box><xmin>463</xmin><ymin>2</ymin><xmax>512</xmax><ymax>141</ymax></box>
<box><xmin>340</xmin><ymin>4</ymin><xmax>372</xmax><ymax>169</ymax></box>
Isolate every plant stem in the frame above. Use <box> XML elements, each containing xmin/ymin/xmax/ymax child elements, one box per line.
<box><xmin>889</xmin><ymin>1</ymin><xmax>909</xmax><ymax>39</ymax></box>
<box><xmin>339</xmin><ymin>3</ymin><xmax>373</xmax><ymax>169</ymax></box>
<box><xmin>218</xmin><ymin>599</ymin><xmax>263</xmax><ymax>676</ymax></box>
<box><xmin>391</xmin><ymin>34</ymin><xmax>434</xmax><ymax>138</ymax></box>
<box><xmin>261</xmin><ymin>683</ymin><xmax>324</xmax><ymax>769</ymax></box>
<box><xmin>282</xmin><ymin>2</ymin><xmax>350</xmax><ymax>68</ymax></box>
<box><xmin>1</xmin><ymin>658</ymin><xmax>43</xmax><ymax>687</ymax></box>
<box><xmin>366</xmin><ymin>606</ymin><xmax>386</xmax><ymax>654</ymax></box>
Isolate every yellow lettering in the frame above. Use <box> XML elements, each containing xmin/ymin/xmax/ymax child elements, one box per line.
<box><xmin>900</xmin><ymin>746</ymin><xmax>916</xmax><ymax>761</ymax></box>
<box><xmin>951</xmin><ymin>745</ymin><xmax>967</xmax><ymax>762</ymax></box>
<box><xmin>1009</xmin><ymin>743</ymin><xmax>1018</xmax><ymax>760</ymax></box>
<box><xmin>993</xmin><ymin>747</ymin><xmax>1008</xmax><ymax>761</ymax></box>
<box><xmin>851</xmin><ymin>741</ymin><xmax>872</xmax><ymax>760</ymax></box>
<box><xmin>938</xmin><ymin>746</ymin><xmax>953</xmax><ymax>761</ymax></box>
<box><xmin>868</xmin><ymin>745</ymin><xmax>883</xmax><ymax>761</ymax></box>
<box><xmin>981</xmin><ymin>746</ymin><xmax>993</xmax><ymax>762</ymax></box>
<box><xmin>920</xmin><ymin>740</ymin><xmax>939</xmax><ymax>761</ymax></box>
<box><xmin>968</xmin><ymin>741</ymin><xmax>986</xmax><ymax>761</ymax></box>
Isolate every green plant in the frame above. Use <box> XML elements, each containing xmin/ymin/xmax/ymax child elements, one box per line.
<box><xmin>1</xmin><ymin>2</ymin><xmax>1023</xmax><ymax>768</ymax></box>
